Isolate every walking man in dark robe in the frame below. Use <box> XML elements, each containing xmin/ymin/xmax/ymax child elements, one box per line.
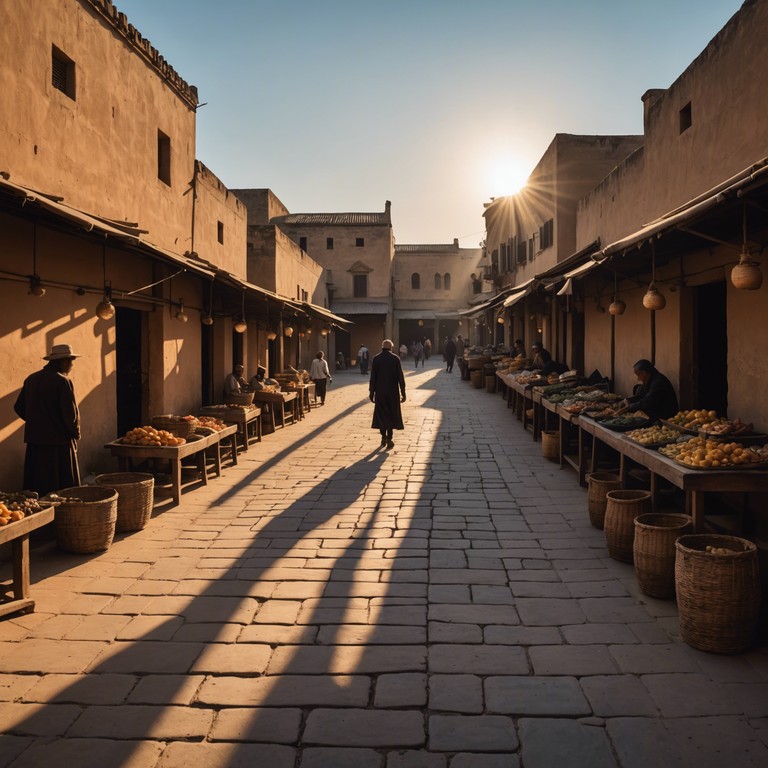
<box><xmin>444</xmin><ymin>336</ymin><xmax>457</xmax><ymax>373</ymax></box>
<box><xmin>14</xmin><ymin>343</ymin><xmax>81</xmax><ymax>495</ymax></box>
<box><xmin>369</xmin><ymin>339</ymin><xmax>406</xmax><ymax>450</ymax></box>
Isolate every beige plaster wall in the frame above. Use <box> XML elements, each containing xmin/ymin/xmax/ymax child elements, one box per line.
<box><xmin>0</xmin><ymin>0</ymin><xmax>196</xmax><ymax>255</ymax></box>
<box><xmin>393</xmin><ymin>249</ymin><xmax>482</xmax><ymax>310</ymax></box>
<box><xmin>231</xmin><ymin>188</ymin><xmax>290</xmax><ymax>226</ymax></box>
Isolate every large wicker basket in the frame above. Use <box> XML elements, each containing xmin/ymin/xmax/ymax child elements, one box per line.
<box><xmin>95</xmin><ymin>472</ymin><xmax>154</xmax><ymax>532</ymax></box>
<box><xmin>541</xmin><ymin>430</ymin><xmax>559</xmax><ymax>462</ymax></box>
<box><xmin>226</xmin><ymin>391</ymin><xmax>255</xmax><ymax>406</ymax></box>
<box><xmin>604</xmin><ymin>490</ymin><xmax>652</xmax><ymax>563</ymax></box>
<box><xmin>633</xmin><ymin>513</ymin><xmax>693</xmax><ymax>599</ymax></box>
<box><xmin>675</xmin><ymin>534</ymin><xmax>761</xmax><ymax>654</ymax></box>
<box><xmin>55</xmin><ymin>485</ymin><xmax>118</xmax><ymax>553</ymax></box>
<box><xmin>587</xmin><ymin>472</ymin><xmax>623</xmax><ymax>529</ymax></box>
<box><xmin>470</xmin><ymin>370</ymin><xmax>483</xmax><ymax>389</ymax></box>
<box><xmin>151</xmin><ymin>415</ymin><xmax>199</xmax><ymax>439</ymax></box>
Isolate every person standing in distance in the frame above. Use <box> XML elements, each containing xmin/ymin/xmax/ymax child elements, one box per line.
<box><xmin>310</xmin><ymin>351</ymin><xmax>332</xmax><ymax>405</ymax></box>
<box><xmin>370</xmin><ymin>339</ymin><xmax>406</xmax><ymax>450</ymax></box>
<box><xmin>444</xmin><ymin>336</ymin><xmax>457</xmax><ymax>373</ymax></box>
<box><xmin>14</xmin><ymin>343</ymin><xmax>81</xmax><ymax>495</ymax></box>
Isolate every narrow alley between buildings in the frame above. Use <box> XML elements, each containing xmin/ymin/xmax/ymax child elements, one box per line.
<box><xmin>0</xmin><ymin>359</ymin><xmax>766</xmax><ymax>768</ymax></box>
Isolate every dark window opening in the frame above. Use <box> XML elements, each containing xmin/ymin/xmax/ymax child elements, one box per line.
<box><xmin>217</xmin><ymin>221</ymin><xmax>224</xmax><ymax>244</ymax></box>
<box><xmin>444</xmin><ymin>273</ymin><xmax>451</xmax><ymax>290</ymax></box>
<box><xmin>326</xmin><ymin>237</ymin><xmax>334</xmax><ymax>250</ymax></box>
<box><xmin>434</xmin><ymin>273</ymin><xmax>442</xmax><ymax>290</ymax></box>
<box><xmin>680</xmin><ymin>102</ymin><xmax>692</xmax><ymax>134</ymax></box>
<box><xmin>356</xmin><ymin>237</ymin><xmax>364</xmax><ymax>247</ymax></box>
<box><xmin>517</xmin><ymin>240</ymin><xmax>527</xmax><ymax>265</ymax></box>
<box><xmin>299</xmin><ymin>236</ymin><xmax>307</xmax><ymax>251</ymax></box>
<box><xmin>52</xmin><ymin>45</ymin><xmax>76</xmax><ymax>100</ymax></box>
<box><xmin>157</xmin><ymin>130</ymin><xmax>171</xmax><ymax>186</ymax></box>
<box><xmin>353</xmin><ymin>274</ymin><xmax>368</xmax><ymax>298</ymax></box>
<box><xmin>302</xmin><ymin>289</ymin><xmax>308</xmax><ymax>302</ymax></box>
<box><xmin>411</xmin><ymin>273</ymin><xmax>420</xmax><ymax>290</ymax></box>
<box><xmin>539</xmin><ymin>218</ymin><xmax>554</xmax><ymax>250</ymax></box>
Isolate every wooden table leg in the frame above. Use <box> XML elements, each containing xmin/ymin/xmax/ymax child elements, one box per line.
<box><xmin>171</xmin><ymin>459</ymin><xmax>182</xmax><ymax>505</ymax></box>
<box><xmin>212</xmin><ymin>442</ymin><xmax>222</xmax><ymax>477</ymax></box>
<box><xmin>199</xmin><ymin>449</ymin><xmax>208</xmax><ymax>486</ymax></box>
<box><xmin>650</xmin><ymin>472</ymin><xmax>658</xmax><ymax>512</ymax></box>
<box><xmin>691</xmin><ymin>491</ymin><xmax>705</xmax><ymax>532</ymax></box>
<box><xmin>228</xmin><ymin>433</ymin><xmax>238</xmax><ymax>465</ymax></box>
<box><xmin>12</xmin><ymin>536</ymin><xmax>30</xmax><ymax>601</ymax></box>
<box><xmin>578</xmin><ymin>426</ymin><xmax>586</xmax><ymax>486</ymax></box>
<box><xmin>256</xmin><ymin>415</ymin><xmax>262</xmax><ymax>442</ymax></box>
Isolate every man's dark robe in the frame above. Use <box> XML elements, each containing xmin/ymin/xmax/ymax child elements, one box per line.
<box><xmin>628</xmin><ymin>370</ymin><xmax>679</xmax><ymax>420</ymax></box>
<box><xmin>14</xmin><ymin>363</ymin><xmax>81</xmax><ymax>494</ymax></box>
<box><xmin>370</xmin><ymin>349</ymin><xmax>406</xmax><ymax>431</ymax></box>
<box><xmin>444</xmin><ymin>338</ymin><xmax>457</xmax><ymax>366</ymax></box>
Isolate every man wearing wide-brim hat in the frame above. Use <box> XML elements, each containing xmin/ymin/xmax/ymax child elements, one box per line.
<box><xmin>13</xmin><ymin>343</ymin><xmax>81</xmax><ymax>495</ymax></box>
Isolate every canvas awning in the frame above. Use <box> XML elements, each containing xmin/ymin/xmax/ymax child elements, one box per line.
<box><xmin>301</xmin><ymin>302</ymin><xmax>353</xmax><ymax>327</ymax></box>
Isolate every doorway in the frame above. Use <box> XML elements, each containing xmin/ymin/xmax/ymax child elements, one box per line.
<box><xmin>116</xmin><ymin>307</ymin><xmax>144</xmax><ymax>436</ymax></box>
<box><xmin>693</xmin><ymin>281</ymin><xmax>728</xmax><ymax>414</ymax></box>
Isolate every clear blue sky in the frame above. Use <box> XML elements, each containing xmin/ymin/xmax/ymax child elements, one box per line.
<box><xmin>118</xmin><ymin>0</ymin><xmax>743</xmax><ymax>246</ymax></box>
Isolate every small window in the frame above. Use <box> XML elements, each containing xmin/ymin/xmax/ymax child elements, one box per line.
<box><xmin>517</xmin><ymin>240</ymin><xmax>527</xmax><ymax>265</ymax></box>
<box><xmin>326</xmin><ymin>237</ymin><xmax>334</xmax><ymax>250</ymax></box>
<box><xmin>299</xmin><ymin>236</ymin><xmax>307</xmax><ymax>251</ymax></box>
<box><xmin>539</xmin><ymin>219</ymin><xmax>554</xmax><ymax>250</ymax></box>
<box><xmin>444</xmin><ymin>273</ymin><xmax>451</xmax><ymax>290</ymax></box>
<box><xmin>434</xmin><ymin>273</ymin><xmax>442</xmax><ymax>290</ymax></box>
<box><xmin>679</xmin><ymin>102</ymin><xmax>692</xmax><ymax>134</ymax></box>
<box><xmin>528</xmin><ymin>238</ymin><xmax>534</xmax><ymax>260</ymax></box>
<box><xmin>411</xmin><ymin>273</ymin><xmax>420</xmax><ymax>290</ymax></box>
<box><xmin>302</xmin><ymin>289</ymin><xmax>308</xmax><ymax>302</ymax></box>
<box><xmin>353</xmin><ymin>274</ymin><xmax>368</xmax><ymax>298</ymax></box>
<box><xmin>297</xmin><ymin>284</ymin><xmax>301</xmax><ymax>300</ymax></box>
<box><xmin>356</xmin><ymin>237</ymin><xmax>364</xmax><ymax>247</ymax></box>
<box><xmin>51</xmin><ymin>46</ymin><xmax>76</xmax><ymax>100</ymax></box>
<box><xmin>157</xmin><ymin>130</ymin><xmax>171</xmax><ymax>186</ymax></box>
<box><xmin>217</xmin><ymin>221</ymin><xmax>224</xmax><ymax>244</ymax></box>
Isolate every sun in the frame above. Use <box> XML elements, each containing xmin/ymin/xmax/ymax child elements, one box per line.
<box><xmin>487</xmin><ymin>154</ymin><xmax>529</xmax><ymax>196</ymax></box>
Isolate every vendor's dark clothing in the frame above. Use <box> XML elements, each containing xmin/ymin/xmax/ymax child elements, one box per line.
<box><xmin>628</xmin><ymin>371</ymin><xmax>679</xmax><ymax>420</ymax></box>
<box><xmin>444</xmin><ymin>339</ymin><xmax>457</xmax><ymax>372</ymax></box>
<box><xmin>14</xmin><ymin>362</ymin><xmax>81</xmax><ymax>494</ymax></box>
<box><xmin>370</xmin><ymin>349</ymin><xmax>406</xmax><ymax>440</ymax></box>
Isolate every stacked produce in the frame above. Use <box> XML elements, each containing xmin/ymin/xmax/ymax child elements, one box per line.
<box><xmin>699</xmin><ymin>417</ymin><xmax>755</xmax><ymax>437</ymax></box>
<box><xmin>625</xmin><ymin>425</ymin><xmax>681</xmax><ymax>446</ymax></box>
<box><xmin>665</xmin><ymin>409</ymin><xmax>720</xmax><ymax>430</ymax></box>
<box><xmin>196</xmin><ymin>416</ymin><xmax>227</xmax><ymax>432</ymax></box>
<box><xmin>659</xmin><ymin>436</ymin><xmax>768</xmax><ymax>468</ymax></box>
<box><xmin>121</xmin><ymin>426</ymin><xmax>186</xmax><ymax>446</ymax></box>
<box><xmin>0</xmin><ymin>491</ymin><xmax>44</xmax><ymax>514</ymax></box>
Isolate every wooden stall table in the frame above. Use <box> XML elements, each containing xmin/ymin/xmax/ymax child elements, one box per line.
<box><xmin>198</xmin><ymin>406</ymin><xmax>261</xmax><ymax>453</ymax></box>
<box><xmin>0</xmin><ymin>506</ymin><xmax>55</xmax><ymax>617</ymax></box>
<box><xmin>556</xmin><ymin>405</ymin><xmax>585</xmax><ymax>482</ymax></box>
<box><xmin>201</xmin><ymin>423</ymin><xmax>239</xmax><ymax>474</ymax></box>
<box><xmin>250</xmin><ymin>390</ymin><xmax>298</xmax><ymax>431</ymax></box>
<box><xmin>104</xmin><ymin>437</ymin><xmax>212</xmax><ymax>506</ymax></box>
<box><xmin>579</xmin><ymin>417</ymin><xmax>768</xmax><ymax>531</ymax></box>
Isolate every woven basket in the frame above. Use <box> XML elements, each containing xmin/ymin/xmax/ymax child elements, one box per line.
<box><xmin>604</xmin><ymin>490</ymin><xmax>652</xmax><ymax>563</ymax></box>
<box><xmin>95</xmin><ymin>472</ymin><xmax>154</xmax><ymax>532</ymax></box>
<box><xmin>541</xmin><ymin>430</ymin><xmax>559</xmax><ymax>462</ymax></box>
<box><xmin>675</xmin><ymin>534</ymin><xmax>761</xmax><ymax>654</ymax></box>
<box><xmin>485</xmin><ymin>375</ymin><xmax>497</xmax><ymax>393</ymax></box>
<box><xmin>470</xmin><ymin>370</ymin><xmax>483</xmax><ymax>389</ymax></box>
<box><xmin>226</xmin><ymin>391</ymin><xmax>255</xmax><ymax>406</ymax></box>
<box><xmin>151</xmin><ymin>415</ymin><xmax>199</xmax><ymax>438</ymax></box>
<box><xmin>633</xmin><ymin>513</ymin><xmax>693</xmax><ymax>599</ymax></box>
<box><xmin>55</xmin><ymin>485</ymin><xmax>118</xmax><ymax>553</ymax></box>
<box><xmin>587</xmin><ymin>472</ymin><xmax>623</xmax><ymax>529</ymax></box>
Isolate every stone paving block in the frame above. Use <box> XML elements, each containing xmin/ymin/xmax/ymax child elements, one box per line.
<box><xmin>515</xmin><ymin>598</ymin><xmax>587</xmax><ymax>626</ymax></box>
<box><xmin>375</xmin><ymin>673</ymin><xmax>427</xmax><ymax>708</ymax></box>
<box><xmin>485</xmin><ymin>676</ymin><xmax>590</xmax><ymax>716</ymax></box>
<box><xmin>429</xmin><ymin>605</ymin><xmax>519</xmax><ymax>625</ymax></box>
<box><xmin>529</xmin><ymin>645</ymin><xmax>617</xmax><ymax>676</ymax></box>
<box><xmin>157</xmin><ymin>741</ymin><xmax>295</xmax><ymax>768</ymax></box>
<box><xmin>62</xmin><ymin>614</ymin><xmax>132</xmax><ymax>642</ymax></box>
<box><xmin>268</xmin><ymin>645</ymin><xmax>425</xmax><ymax>674</ymax></box>
<box><xmin>303</xmin><ymin>747</ymin><xmax>384</xmax><ymax>768</ymax></box>
<box><xmin>429</xmin><ymin>622</ymin><xmax>483</xmax><ymax>644</ymax></box>
<box><xmin>116</xmin><ymin>615</ymin><xmax>184</xmax><ymax>641</ymax></box>
<box><xmin>430</xmin><ymin>569</ymin><xmax>508</xmax><ymax>585</ymax></box>
<box><xmin>189</xmin><ymin>642</ymin><xmax>271</xmax><ymax>674</ymax></box>
<box><xmin>171</xmin><ymin>622</ymin><xmax>243</xmax><ymax>643</ymax></box>
<box><xmin>0</xmin><ymin>735</ymin><xmax>34</xmax><ymax>766</ymax></box>
<box><xmin>450</xmin><ymin>754</ymin><xmax>520</xmax><ymax>768</ymax></box>
<box><xmin>430</xmin><ymin>674</ymin><xmax>484</xmax><ymax>714</ymax></box>
<box><xmin>211</xmin><ymin>707</ymin><xmax>302</xmax><ymax>743</ymax></box>
<box><xmin>719</xmin><ymin>683</ymin><xmax>768</xmax><ymax>717</ymax></box>
<box><xmin>9</xmin><ymin>738</ymin><xmax>164</xmax><ymax>768</ymax></box>
<box><xmin>22</xmin><ymin>673</ymin><xmax>136</xmax><ymax>705</ymax></box>
<box><xmin>387</xmin><ymin>749</ymin><xmax>447</xmax><ymax>767</ymax></box>
<box><xmin>197</xmin><ymin>675</ymin><xmax>371</xmax><ymax>707</ymax></box>
<box><xmin>561</xmin><ymin>623</ymin><xmax>638</xmax><ymax>645</ymax></box>
<box><xmin>565</xmin><ymin>580</ymin><xmax>629</xmax><ymax>598</ymax></box>
<box><xmin>0</xmin><ymin>702</ymin><xmax>82</xmax><ymax>735</ymax></box>
<box><xmin>318</xmin><ymin>625</ymin><xmax>426</xmax><ymax>645</ymax></box>
<box><xmin>304</xmin><ymin>709</ymin><xmax>425</xmax><ymax>747</ymax></box>
<box><xmin>27</xmin><ymin>614</ymin><xmax>88</xmax><ymax>640</ymax></box>
<box><xmin>509</xmin><ymin>582</ymin><xmax>571</xmax><ymax>598</ymax></box>
<box><xmin>429</xmin><ymin>715</ymin><xmax>518</xmax><ymax>752</ymax></box>
<box><xmin>0</xmin><ymin>675</ymin><xmax>39</xmax><ymax>702</ymax></box>
<box><xmin>505</xmin><ymin>571</ymin><xmax>560</xmax><ymax>582</ymax></box>
<box><xmin>609</xmin><ymin>644</ymin><xmax>700</xmax><ymax>674</ymax></box>
<box><xmin>641</xmin><ymin>673</ymin><xmax>742</xmax><ymax>717</ymax></box>
<box><xmin>429</xmin><ymin>645</ymin><xmax>528</xmax><ymax>675</ymax></box>
<box><xmin>580</xmin><ymin>675</ymin><xmax>659</xmax><ymax>717</ymax></box>
<box><xmin>519</xmin><ymin>718</ymin><xmax>616</xmax><ymax>768</ymax></box>
<box><xmin>127</xmin><ymin>674</ymin><xmax>206</xmax><ymax>705</ymax></box>
<box><xmin>483</xmin><ymin>625</ymin><xmax>562</xmax><ymax>645</ymax></box>
<box><xmin>254</xmin><ymin>600</ymin><xmax>304</xmax><ymax>624</ymax></box>
<box><xmin>69</xmin><ymin>704</ymin><xmax>214</xmax><ymax>739</ymax></box>
<box><xmin>0</xmin><ymin>639</ymin><xmax>108</xmax><ymax>674</ymax></box>
<box><xmin>471</xmin><ymin>586</ymin><xmax>514</xmax><ymax>604</ymax></box>
<box><xmin>88</xmin><ymin>641</ymin><xmax>203</xmax><ymax>674</ymax></box>
<box><xmin>579</xmin><ymin>597</ymin><xmax>651</xmax><ymax>624</ymax></box>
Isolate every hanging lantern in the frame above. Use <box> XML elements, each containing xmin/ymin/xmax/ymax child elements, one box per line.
<box><xmin>29</xmin><ymin>222</ymin><xmax>46</xmax><ymax>297</ymax></box>
<box><xmin>96</xmin><ymin>285</ymin><xmax>115</xmax><ymax>320</ymax></box>
<box><xmin>201</xmin><ymin>313</ymin><xmax>214</xmax><ymax>326</ymax></box>
<box><xmin>234</xmin><ymin>318</ymin><xmax>247</xmax><ymax>333</ymax></box>
<box><xmin>284</xmin><ymin>324</ymin><xmax>294</xmax><ymax>337</ymax></box>
<box><xmin>643</xmin><ymin>243</ymin><xmax>666</xmax><ymax>310</ymax></box>
<box><xmin>266</xmin><ymin>330</ymin><xmax>277</xmax><ymax>341</ymax></box>
<box><xmin>29</xmin><ymin>275</ymin><xmax>46</xmax><ymax>297</ymax></box>
<box><xmin>497</xmin><ymin>314</ymin><xmax>505</xmax><ymax>324</ymax></box>
<box><xmin>731</xmin><ymin>202</ymin><xmax>762</xmax><ymax>290</ymax></box>
<box><xmin>320</xmin><ymin>327</ymin><xmax>330</xmax><ymax>337</ymax></box>
<box><xmin>418</xmin><ymin>319</ymin><xmax>424</xmax><ymax>326</ymax></box>
<box><xmin>306</xmin><ymin>327</ymin><xmax>312</xmax><ymax>336</ymax></box>
<box><xmin>608</xmin><ymin>299</ymin><xmax>626</xmax><ymax>316</ymax></box>
<box><xmin>201</xmin><ymin>279</ymin><xmax>214</xmax><ymax>325</ymax></box>
<box><xmin>175</xmin><ymin>299</ymin><xmax>189</xmax><ymax>323</ymax></box>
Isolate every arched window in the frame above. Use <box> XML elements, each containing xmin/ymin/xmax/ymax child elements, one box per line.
<box><xmin>444</xmin><ymin>273</ymin><xmax>451</xmax><ymax>290</ymax></box>
<box><xmin>411</xmin><ymin>272</ymin><xmax>420</xmax><ymax>290</ymax></box>
<box><xmin>434</xmin><ymin>273</ymin><xmax>442</xmax><ymax>290</ymax></box>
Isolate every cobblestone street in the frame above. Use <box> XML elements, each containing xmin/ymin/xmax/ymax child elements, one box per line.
<box><xmin>0</xmin><ymin>360</ymin><xmax>767</xmax><ymax>767</ymax></box>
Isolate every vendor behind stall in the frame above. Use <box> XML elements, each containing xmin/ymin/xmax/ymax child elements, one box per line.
<box><xmin>531</xmin><ymin>343</ymin><xmax>566</xmax><ymax>376</ymax></box>
<box><xmin>512</xmin><ymin>339</ymin><xmax>526</xmax><ymax>359</ymax></box>
<box><xmin>224</xmin><ymin>364</ymin><xmax>247</xmax><ymax>398</ymax></box>
<box><xmin>617</xmin><ymin>359</ymin><xmax>679</xmax><ymax>420</ymax></box>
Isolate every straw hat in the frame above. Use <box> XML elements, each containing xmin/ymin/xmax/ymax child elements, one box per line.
<box><xmin>43</xmin><ymin>343</ymin><xmax>80</xmax><ymax>360</ymax></box>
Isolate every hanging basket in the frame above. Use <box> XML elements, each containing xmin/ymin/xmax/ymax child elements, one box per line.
<box><xmin>95</xmin><ymin>472</ymin><xmax>154</xmax><ymax>532</ymax></box>
<box><xmin>55</xmin><ymin>485</ymin><xmax>118</xmax><ymax>553</ymax></box>
<box><xmin>587</xmin><ymin>472</ymin><xmax>623</xmax><ymax>529</ymax></box>
<box><xmin>642</xmin><ymin>284</ymin><xmax>666</xmax><ymax>310</ymax></box>
<box><xmin>604</xmin><ymin>490</ymin><xmax>652</xmax><ymax>563</ymax></box>
<box><xmin>541</xmin><ymin>430</ymin><xmax>559</xmax><ymax>462</ymax></box>
<box><xmin>608</xmin><ymin>299</ymin><xmax>626</xmax><ymax>316</ymax></box>
<box><xmin>675</xmin><ymin>534</ymin><xmax>760</xmax><ymax>654</ymax></box>
<box><xmin>633</xmin><ymin>513</ymin><xmax>693</xmax><ymax>599</ymax></box>
<box><xmin>731</xmin><ymin>256</ymin><xmax>763</xmax><ymax>291</ymax></box>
